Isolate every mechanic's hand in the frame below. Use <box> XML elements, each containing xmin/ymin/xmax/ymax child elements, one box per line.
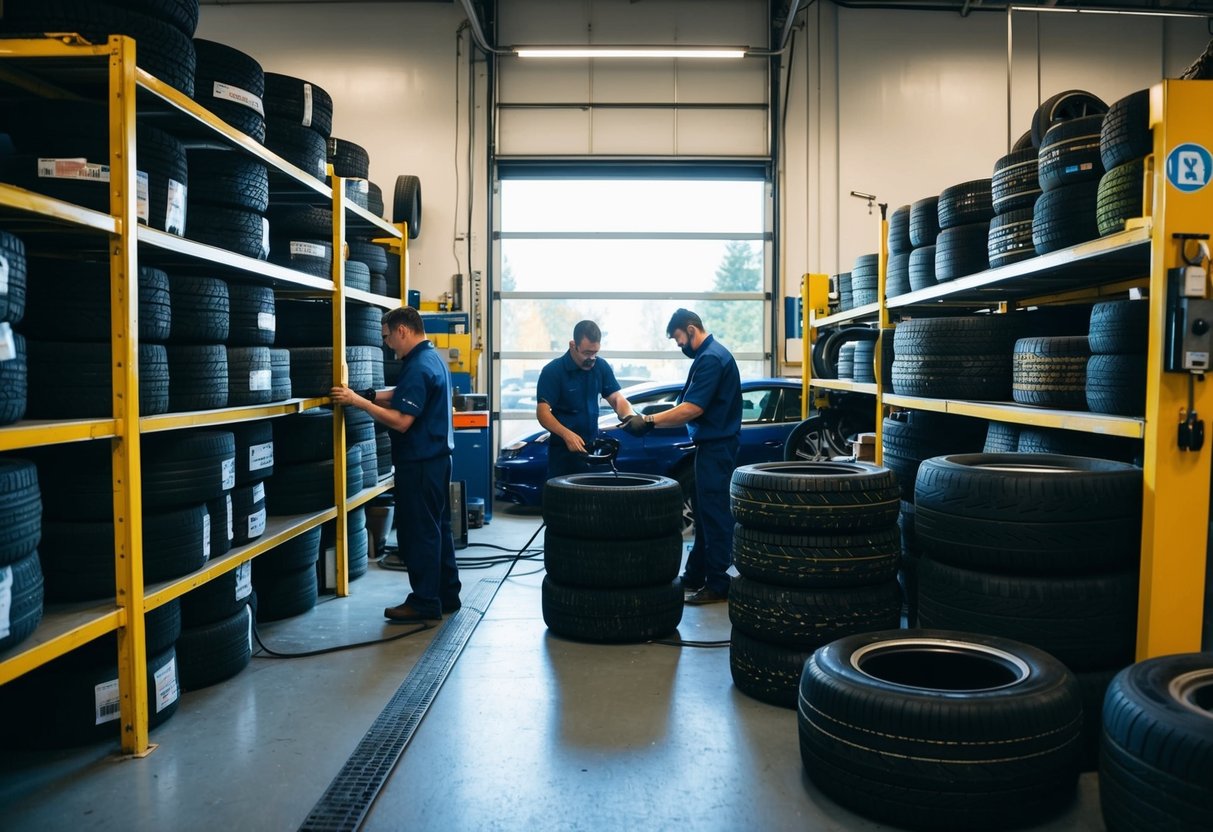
<box><xmin>620</xmin><ymin>414</ymin><xmax>654</xmax><ymax>437</ymax></box>
<box><xmin>330</xmin><ymin>385</ymin><xmax>357</xmax><ymax>406</ymax></box>
<box><xmin>564</xmin><ymin>434</ymin><xmax>588</xmax><ymax>454</ymax></box>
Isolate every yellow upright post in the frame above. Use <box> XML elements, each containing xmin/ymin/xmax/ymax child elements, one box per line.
<box><xmin>874</xmin><ymin>209</ymin><xmax>889</xmax><ymax>466</ymax></box>
<box><xmin>108</xmin><ymin>36</ymin><xmax>151</xmax><ymax>756</ymax></box>
<box><xmin>400</xmin><ymin>228</ymin><xmax>409</xmax><ymax>304</ymax></box>
<box><xmin>802</xmin><ymin>273</ymin><xmax>830</xmax><ymax>419</ymax></box>
<box><xmin>1139</xmin><ymin>79</ymin><xmax>1212</xmax><ymax>658</ymax></box>
<box><xmin>331</xmin><ymin>175</ymin><xmax>350</xmax><ymax>597</ymax></box>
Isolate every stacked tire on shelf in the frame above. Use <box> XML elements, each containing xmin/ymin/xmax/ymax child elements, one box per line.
<box><xmin>850</xmin><ymin>253</ymin><xmax>879</xmax><ymax>308</ymax></box>
<box><xmin>727</xmin><ymin>462</ymin><xmax>902</xmax><ymax>707</ymax></box>
<box><xmin>178</xmin><ymin>563</ymin><xmax>255</xmax><ymax>691</ymax></box>
<box><xmin>913</xmin><ymin>452</ymin><xmax>1142</xmax><ymax>769</ymax></box>
<box><xmin>989</xmin><ymin>131</ymin><xmax>1040</xmax><ymax>268</ymax></box>
<box><xmin>0</xmin><ymin>458</ymin><xmax>43</xmax><ymax>654</ymax></box>
<box><xmin>935</xmin><ymin>178</ymin><xmax>995</xmax><ymax>281</ymax></box>
<box><xmin>541</xmin><ymin>473</ymin><xmax>684</xmax><ymax>642</ymax></box>
<box><xmin>1032</xmin><ymin>91</ymin><xmax>1109</xmax><ymax>255</ymax></box>
<box><xmin>1096</xmin><ymin>90</ymin><xmax>1151</xmax><ymax>240</ymax></box>
<box><xmin>274</xmin><ymin>297</ymin><xmax>384</xmax><ymax>398</ymax></box>
<box><xmin>1087</xmin><ymin>299</ymin><xmax>1149</xmax><ymax>417</ymax></box>
<box><xmin>906</xmin><ymin>195</ymin><xmax>942</xmax><ymax>291</ymax></box>
<box><xmin>0</xmin><ymin>231</ymin><xmax>26</xmax><ymax>426</ymax></box>
<box><xmin>891</xmin><ymin>314</ymin><xmax>1019</xmax><ymax>400</ymax></box>
<box><xmin>885</xmin><ymin>204</ymin><xmax>912</xmax><ymax>297</ymax></box>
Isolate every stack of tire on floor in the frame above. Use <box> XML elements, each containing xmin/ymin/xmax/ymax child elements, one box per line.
<box><xmin>1096</xmin><ymin>90</ymin><xmax>1151</xmax><ymax>240</ymax></box>
<box><xmin>797</xmin><ymin>628</ymin><xmax>1084</xmax><ymax>830</ymax></box>
<box><xmin>178</xmin><ymin>562</ymin><xmax>255</xmax><ymax>691</ymax></box>
<box><xmin>274</xmin><ymin>298</ymin><xmax>383</xmax><ymax>398</ymax></box>
<box><xmin>1099</xmin><ymin>652</ymin><xmax>1213</xmax><ymax>830</ymax></box>
<box><xmin>1087</xmin><ymin>299</ymin><xmax>1149</xmax><ymax>417</ymax></box>
<box><xmin>913</xmin><ymin>452</ymin><xmax>1142</xmax><ymax>769</ymax></box>
<box><xmin>541</xmin><ymin>473</ymin><xmax>684</xmax><ymax>642</ymax></box>
<box><xmin>935</xmin><ymin>178</ymin><xmax>994</xmax><ymax>281</ymax></box>
<box><xmin>1032</xmin><ymin>91</ymin><xmax>1109</xmax><ymax>255</ymax></box>
<box><xmin>254</xmin><ymin>526</ymin><xmax>324</xmax><ymax>621</ymax></box>
<box><xmin>726</xmin><ymin>461</ymin><xmax>902</xmax><ymax>707</ymax></box>
<box><xmin>317</xmin><ymin>506</ymin><xmax>370</xmax><ymax>593</ymax></box>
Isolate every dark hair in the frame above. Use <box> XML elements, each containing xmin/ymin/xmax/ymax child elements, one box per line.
<box><xmin>573</xmin><ymin>320</ymin><xmax>601</xmax><ymax>344</ymax></box>
<box><xmin>666</xmin><ymin>308</ymin><xmax>703</xmax><ymax>337</ymax></box>
<box><xmin>383</xmin><ymin>306</ymin><xmax>425</xmax><ymax>335</ymax></box>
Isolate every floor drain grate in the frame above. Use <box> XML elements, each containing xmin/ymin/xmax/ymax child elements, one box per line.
<box><xmin>299</xmin><ymin>577</ymin><xmax>501</xmax><ymax>831</ymax></box>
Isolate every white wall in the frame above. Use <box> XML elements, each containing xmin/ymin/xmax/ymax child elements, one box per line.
<box><xmin>196</xmin><ymin>3</ymin><xmax>489</xmax><ymax>312</ymax></box>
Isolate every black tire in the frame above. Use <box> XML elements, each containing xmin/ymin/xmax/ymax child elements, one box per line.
<box><xmin>729</xmin><ymin>461</ymin><xmax>900</xmax><ymax>533</ymax></box>
<box><xmin>893</xmin><ymin>314</ymin><xmax>1021</xmax><ymax>356</ymax></box>
<box><xmin>887</xmin><ymin>204</ymin><xmax>911</xmax><ymax>253</ymax></box>
<box><xmin>1032</xmin><ymin>180</ymin><xmax>1100</xmax><ymax>255</ymax></box>
<box><xmin>287</xmin><ymin>346</ymin><xmax>377</xmax><ymax>397</ymax></box>
<box><xmin>142</xmin><ymin>429</ymin><xmax>236</xmax><ymax>510</ymax></box>
<box><xmin>166</xmin><ymin>344</ymin><xmax>229</xmax><ymax>411</ymax></box>
<box><xmin>25</xmin><ymin>341</ymin><xmax>169</xmax><ymax>418</ymax></box>
<box><xmin>836</xmin><ymin>271</ymin><xmax>852</xmax><ymax>311</ymax></box>
<box><xmin>176</xmin><ymin>602</ymin><xmax>253</xmax><ymax>690</ymax></box>
<box><xmin>355</xmin><ymin>438</ymin><xmax>377</xmax><ymax>488</ymax></box>
<box><xmin>836</xmin><ymin>342</ymin><xmax>855</xmax><ymax>380</ymax></box>
<box><xmin>375</xmin><ymin>428</ymin><xmax>392</xmax><ymax>477</ymax></box>
<box><xmin>732</xmin><ymin>524</ymin><xmax>898</xmax><ymax>588</ymax></box>
<box><xmin>1096</xmin><ymin>158</ymin><xmax>1145</xmax><ymax>237</ymax></box>
<box><xmin>230</xmin><ymin>419</ymin><xmax>274</xmax><ymax>485</ymax></box>
<box><xmin>907</xmin><ymin>245</ymin><xmax>937</xmax><ymax>291</ymax></box>
<box><xmin>370</xmin><ymin>273</ymin><xmax>388</xmax><ymax>298</ymax></box>
<box><xmin>39</xmin><ymin>504</ymin><xmax>208</xmax><ymax>601</ymax></box>
<box><xmin>850</xmin><ymin>253</ymin><xmax>878</xmax><ymax>289</ymax></box>
<box><xmin>184</xmin><ymin>204</ymin><xmax>268</xmax><ymax>260</ymax></box>
<box><xmin>983</xmin><ymin>421</ymin><xmax>1020</xmax><ymax>453</ymax></box>
<box><xmin>226</xmin><ymin>346</ymin><xmax>273</xmax><ymax>406</ymax></box>
<box><xmin>200</xmin><ymin>97</ymin><xmax>266</xmax><ymax>144</ymax></box>
<box><xmin>799</xmin><ymin>629</ymin><xmax>1083</xmax><ymax>831</ymax></box>
<box><xmin>1086</xmin><ymin>353</ymin><xmax>1147</xmax><ymax>416</ymax></box>
<box><xmin>327</xmin><ymin>137</ymin><xmax>370</xmax><ymax>180</ymax></box>
<box><xmin>348</xmin><ymin>240</ymin><xmax>389</xmax><ymax>276</ymax></box>
<box><xmin>913</xmin><ymin>452</ymin><xmax>1141</xmax><ymax>574</ymax></box>
<box><xmin>181</xmin><ymin>561</ymin><xmax>254</xmax><ymax>627</ymax></box>
<box><xmin>393</xmin><ymin>174</ymin><xmax>422</xmax><ymax>238</ymax></box>
<box><xmin>227</xmin><ymin>283</ymin><xmax>276</xmax><ymax>347</ymax></box>
<box><xmin>253</xmin><ymin>565</ymin><xmax>317</xmax><ymax>621</ymax></box>
<box><xmin>729</xmin><ymin>576</ymin><xmax>900</xmax><ymax>648</ymax></box>
<box><xmin>254</xmin><ymin>526</ymin><xmax>322</xmax><ymax>576</ymax></box>
<box><xmin>265</xmin><ymin>447</ymin><xmax>362</xmax><ymax>514</ymax></box>
<box><xmin>22</xmin><ymin>261</ymin><xmax>170</xmax><ymax>342</ymax></box>
<box><xmin>897</xmin><ymin>499</ymin><xmax>919</xmax><ymax>625</ymax></box>
<box><xmin>117</xmin><ymin>0</ymin><xmax>199</xmax><ymax>35</ymax></box>
<box><xmin>991</xmin><ymin>147</ymin><xmax>1041</xmax><ymax>215</ymax></box>
<box><xmin>1100</xmin><ymin>89</ymin><xmax>1151</xmax><ymax>172</ymax></box>
<box><xmin>263</xmin><ymin>73</ymin><xmax>333</xmax><ymax>138</ymax></box>
<box><xmin>937</xmin><ymin>178</ymin><xmax>993</xmax><ymax>229</ymax></box>
<box><xmin>344</xmin><ymin>260</ymin><xmax>372</xmax><ymax>292</ymax></box>
<box><xmin>880</xmin><ymin>411</ymin><xmax>986</xmax><ymax>499</ymax></box>
<box><xmin>917</xmin><ymin>557</ymin><xmax>1137</xmax><ymax>671</ymax></box>
<box><xmin>269</xmin><ymin>236</ymin><xmax>332</xmax><ymax>279</ymax></box>
<box><xmin>0</xmin><ymin>230</ymin><xmax>26</xmax><ymax>325</ymax></box>
<box><xmin>266</xmin><ymin>204</ymin><xmax>332</xmax><ymax>237</ymax></box>
<box><xmin>167</xmin><ymin>274</ymin><xmax>228</xmax><ymax>343</ymax></box>
<box><xmin>186</xmin><ymin>149</ymin><xmax>269</xmax><ymax>213</ymax></box>
<box><xmin>1016</xmin><ymin>426</ymin><xmax>1139</xmax><ymax>463</ymax></box>
<box><xmin>346</xmin><ymin>303</ymin><xmax>384</xmax><ymax>347</ymax></box>
<box><xmin>273</xmin><ymin>408</ymin><xmax>334</xmax><ymax>463</ymax></box>
<box><xmin>1037</xmin><ymin>114</ymin><xmax>1105</xmax><ymax>191</ymax></box>
<box><xmin>192</xmin><ymin>39</ymin><xmax>265</xmax><ymax>141</ymax></box>
<box><xmin>0</xmin><ymin>459</ymin><xmax>41</xmax><ymax>566</ymax></box>
<box><xmin>367</xmin><ymin>181</ymin><xmax>385</xmax><ymax>218</ymax></box>
<box><xmin>209</xmin><ymin>491</ymin><xmax>234</xmax><ymax>558</ymax></box>
<box><xmin>908</xmin><ymin>196</ymin><xmax>940</xmax><ymax>247</ymax></box>
<box><xmin>1089</xmin><ymin>299</ymin><xmax>1149</xmax><ymax>355</ymax></box>
<box><xmin>542</xmin><ymin>473</ymin><xmax>683</xmax><ymax>540</ymax></box>
<box><xmin>1031</xmin><ymin>89</ymin><xmax>1107</xmax><ymax>149</ymax></box>
<box><xmin>935</xmin><ymin>222</ymin><xmax>991</xmax><ymax>281</ymax></box>
<box><xmin>1011</xmin><ymin>335</ymin><xmax>1090</xmax><ymax>409</ymax></box>
<box><xmin>851</xmin><ymin>340</ymin><xmax>876</xmax><ymax>384</ymax></box>
<box><xmin>231</xmin><ymin>481</ymin><xmax>267</xmax><ymax>545</ymax></box>
<box><xmin>1099</xmin><ymin>653</ymin><xmax>1213</xmax><ymax>831</ymax></box>
<box><xmin>729</xmin><ymin>629</ymin><xmax>813</xmax><ymax>709</ymax></box>
<box><xmin>264</xmin><ymin>119</ymin><xmax>328</xmax><ymax>181</ymax></box>
<box><xmin>885</xmin><ymin>251</ymin><xmax>911</xmax><ymax>298</ymax></box>
<box><xmin>339</xmin><ymin>177</ymin><xmax>370</xmax><ymax>210</ymax></box>
<box><xmin>0</xmin><ymin>2</ymin><xmax>196</xmax><ymax>96</ymax></box>
<box><xmin>270</xmin><ymin>349</ymin><xmax>291</xmax><ymax>400</ymax></box>
<box><xmin>891</xmin><ymin>354</ymin><xmax>1011</xmax><ymax>400</ymax></box>
<box><xmin>543</xmin><ymin>529</ymin><xmax>681</xmax><ymax>589</ymax></box>
<box><xmin>987</xmin><ymin>208</ymin><xmax>1036</xmax><ymax>269</ymax></box>
<box><xmin>0</xmin><ymin>550</ymin><xmax>43</xmax><ymax>652</ymax></box>
<box><xmin>541</xmin><ymin>576</ymin><xmax>682</xmax><ymax>643</ymax></box>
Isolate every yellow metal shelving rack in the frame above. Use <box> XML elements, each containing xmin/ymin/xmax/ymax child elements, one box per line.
<box><xmin>0</xmin><ymin>34</ymin><xmax>407</xmax><ymax>754</ymax></box>
<box><xmin>801</xmin><ymin>78</ymin><xmax>1211</xmax><ymax>663</ymax></box>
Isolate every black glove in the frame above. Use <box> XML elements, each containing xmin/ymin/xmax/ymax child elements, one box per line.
<box><xmin>620</xmin><ymin>414</ymin><xmax>654</xmax><ymax>437</ymax></box>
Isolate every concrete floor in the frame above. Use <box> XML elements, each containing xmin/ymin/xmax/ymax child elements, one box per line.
<box><xmin>0</xmin><ymin>503</ymin><xmax>1107</xmax><ymax>831</ymax></box>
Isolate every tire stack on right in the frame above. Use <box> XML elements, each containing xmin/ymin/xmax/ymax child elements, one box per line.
<box><xmin>935</xmin><ymin>179</ymin><xmax>993</xmax><ymax>282</ymax></box>
<box><xmin>907</xmin><ymin>195</ymin><xmax>940</xmax><ymax>291</ymax></box>
<box><xmin>1034</xmin><ymin>106</ymin><xmax>1108</xmax><ymax>255</ymax></box>
<box><xmin>1097</xmin><ymin>90</ymin><xmax>1151</xmax><ymax>238</ymax></box>
<box><xmin>1011</xmin><ymin>335</ymin><xmax>1090</xmax><ymax>410</ymax></box>
<box><xmin>177</xmin><ymin>564</ymin><xmax>255</xmax><ymax>691</ymax></box>
<box><xmin>835</xmin><ymin>272</ymin><xmax>852</xmax><ymax>314</ymax></box>
<box><xmin>540</xmin><ymin>473</ymin><xmax>684</xmax><ymax>643</ymax></box>
<box><xmin>727</xmin><ymin>461</ymin><xmax>902</xmax><ymax>707</ymax></box>
<box><xmin>836</xmin><ymin>342</ymin><xmax>856</xmax><ymax>381</ymax></box>
<box><xmin>1086</xmin><ymin>299</ymin><xmax>1149</xmax><ymax>417</ymax></box>
<box><xmin>913</xmin><ymin>452</ymin><xmax>1142</xmax><ymax>769</ymax></box>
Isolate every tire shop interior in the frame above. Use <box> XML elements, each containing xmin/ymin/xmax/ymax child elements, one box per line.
<box><xmin>0</xmin><ymin>0</ymin><xmax>1211</xmax><ymax>829</ymax></box>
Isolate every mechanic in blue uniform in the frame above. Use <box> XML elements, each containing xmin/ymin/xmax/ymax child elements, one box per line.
<box><xmin>331</xmin><ymin>306</ymin><xmax>460</xmax><ymax>622</ymax></box>
<box><xmin>536</xmin><ymin>319</ymin><xmax>637</xmax><ymax>478</ymax></box>
<box><xmin>622</xmin><ymin>308</ymin><xmax>741</xmax><ymax>604</ymax></box>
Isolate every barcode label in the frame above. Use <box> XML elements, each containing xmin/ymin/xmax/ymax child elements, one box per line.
<box><xmin>94</xmin><ymin>679</ymin><xmax>120</xmax><ymax>725</ymax></box>
<box><xmin>248</xmin><ymin>369</ymin><xmax>272</xmax><ymax>391</ymax></box>
<box><xmin>260</xmin><ymin>217</ymin><xmax>270</xmax><ymax>260</ymax></box>
<box><xmin>0</xmin><ymin>323</ymin><xmax>15</xmax><ymax>363</ymax></box>
<box><xmin>153</xmin><ymin>656</ymin><xmax>179</xmax><ymax>713</ymax></box>
<box><xmin>0</xmin><ymin>565</ymin><xmax>11</xmax><ymax>639</ymax></box>
<box><xmin>165</xmin><ymin>178</ymin><xmax>187</xmax><ymax>236</ymax></box>
<box><xmin>290</xmin><ymin>241</ymin><xmax>327</xmax><ymax>259</ymax></box>
<box><xmin>226</xmin><ymin>493</ymin><xmax>234</xmax><ymax>541</ymax></box>
<box><xmin>252</xmin><ymin>482</ymin><xmax>265</xmax><ymax>503</ymax></box>
<box><xmin>257</xmin><ymin>311</ymin><xmax>276</xmax><ymax>333</ymax></box>
<box><xmin>235</xmin><ymin>562</ymin><xmax>252</xmax><ymax>601</ymax></box>
<box><xmin>212</xmin><ymin>81</ymin><xmax>265</xmax><ymax>117</ymax></box>
<box><xmin>0</xmin><ymin>254</ymin><xmax>8</xmax><ymax>296</ymax></box>
<box><xmin>136</xmin><ymin>171</ymin><xmax>149</xmax><ymax>224</ymax></box>
<box><xmin>38</xmin><ymin>157</ymin><xmax>108</xmax><ymax>181</ymax></box>
<box><xmin>221</xmin><ymin>458</ymin><xmax>236</xmax><ymax>491</ymax></box>
<box><xmin>248</xmin><ymin>442</ymin><xmax>274</xmax><ymax>471</ymax></box>
<box><xmin>248</xmin><ymin>507</ymin><xmax>266</xmax><ymax>539</ymax></box>
<box><xmin>202</xmin><ymin>510</ymin><xmax>211</xmax><ymax>560</ymax></box>
<box><xmin>302</xmin><ymin>83</ymin><xmax>314</xmax><ymax>127</ymax></box>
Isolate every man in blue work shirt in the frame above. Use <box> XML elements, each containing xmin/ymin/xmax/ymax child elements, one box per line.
<box><xmin>536</xmin><ymin>320</ymin><xmax>637</xmax><ymax>478</ymax></box>
<box><xmin>331</xmin><ymin>306</ymin><xmax>460</xmax><ymax>622</ymax></box>
<box><xmin>622</xmin><ymin>308</ymin><xmax>741</xmax><ymax>604</ymax></box>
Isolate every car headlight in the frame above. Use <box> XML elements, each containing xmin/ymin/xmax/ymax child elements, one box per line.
<box><xmin>504</xmin><ymin>440</ymin><xmax>527</xmax><ymax>452</ymax></box>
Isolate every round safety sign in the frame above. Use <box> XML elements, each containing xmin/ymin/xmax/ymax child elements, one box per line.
<box><xmin>1166</xmin><ymin>143</ymin><xmax>1213</xmax><ymax>193</ymax></box>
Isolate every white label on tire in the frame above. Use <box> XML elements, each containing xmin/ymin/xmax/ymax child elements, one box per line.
<box><xmin>0</xmin><ymin>566</ymin><xmax>11</xmax><ymax>639</ymax></box>
<box><xmin>0</xmin><ymin>322</ymin><xmax>15</xmax><ymax>363</ymax></box>
<box><xmin>247</xmin><ymin>507</ymin><xmax>266</xmax><ymax>539</ymax></box>
<box><xmin>253</xmin><ymin>482</ymin><xmax>265</xmax><ymax>503</ymax></box>
<box><xmin>246</xmin><ymin>604</ymin><xmax>254</xmax><ymax>653</ymax></box>
<box><xmin>248</xmin><ymin>369</ymin><xmax>272</xmax><ymax>391</ymax></box>
<box><xmin>0</xmin><ymin>254</ymin><xmax>8</xmax><ymax>295</ymax></box>
<box><xmin>248</xmin><ymin>442</ymin><xmax>273</xmax><ymax>472</ymax></box>
<box><xmin>202</xmin><ymin>509</ymin><xmax>211</xmax><ymax>560</ymax></box>
<box><xmin>290</xmin><ymin>241</ymin><xmax>326</xmax><ymax>259</ymax></box>
<box><xmin>153</xmin><ymin>656</ymin><xmax>179</xmax><ymax>713</ymax></box>
<box><xmin>235</xmin><ymin>561</ymin><xmax>252</xmax><ymax>601</ymax></box>
<box><xmin>302</xmin><ymin>83</ymin><xmax>314</xmax><ymax>127</ymax></box>
<box><xmin>37</xmin><ymin>157</ymin><xmax>108</xmax><ymax>181</ymax></box>
<box><xmin>261</xmin><ymin>217</ymin><xmax>271</xmax><ymax>260</ymax></box>
<box><xmin>226</xmin><ymin>493</ymin><xmax>234</xmax><ymax>541</ymax></box>
<box><xmin>257</xmin><ymin>312</ymin><xmax>276</xmax><ymax>333</ymax></box>
<box><xmin>212</xmin><ymin>81</ymin><xmax>265</xmax><ymax>117</ymax></box>
<box><xmin>165</xmin><ymin>178</ymin><xmax>187</xmax><ymax>235</ymax></box>
<box><xmin>221</xmin><ymin>457</ymin><xmax>236</xmax><ymax>491</ymax></box>
<box><xmin>94</xmin><ymin>678</ymin><xmax>121</xmax><ymax>725</ymax></box>
<box><xmin>136</xmin><ymin>171</ymin><xmax>149</xmax><ymax>224</ymax></box>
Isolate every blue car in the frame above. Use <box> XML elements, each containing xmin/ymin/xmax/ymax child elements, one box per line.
<box><xmin>495</xmin><ymin>378</ymin><xmax>805</xmax><ymax>518</ymax></box>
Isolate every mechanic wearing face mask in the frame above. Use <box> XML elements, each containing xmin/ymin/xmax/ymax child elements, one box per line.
<box><xmin>536</xmin><ymin>319</ymin><xmax>637</xmax><ymax>479</ymax></box>
<box><xmin>621</xmin><ymin>308</ymin><xmax>741</xmax><ymax>605</ymax></box>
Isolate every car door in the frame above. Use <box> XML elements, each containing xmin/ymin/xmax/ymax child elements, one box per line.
<box><xmin>737</xmin><ymin>386</ymin><xmax>801</xmax><ymax>466</ymax></box>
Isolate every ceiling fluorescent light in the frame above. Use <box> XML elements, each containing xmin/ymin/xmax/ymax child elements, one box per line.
<box><xmin>1009</xmin><ymin>5</ymin><xmax>1210</xmax><ymax>18</ymax></box>
<box><xmin>514</xmin><ymin>47</ymin><xmax>746</xmax><ymax>59</ymax></box>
